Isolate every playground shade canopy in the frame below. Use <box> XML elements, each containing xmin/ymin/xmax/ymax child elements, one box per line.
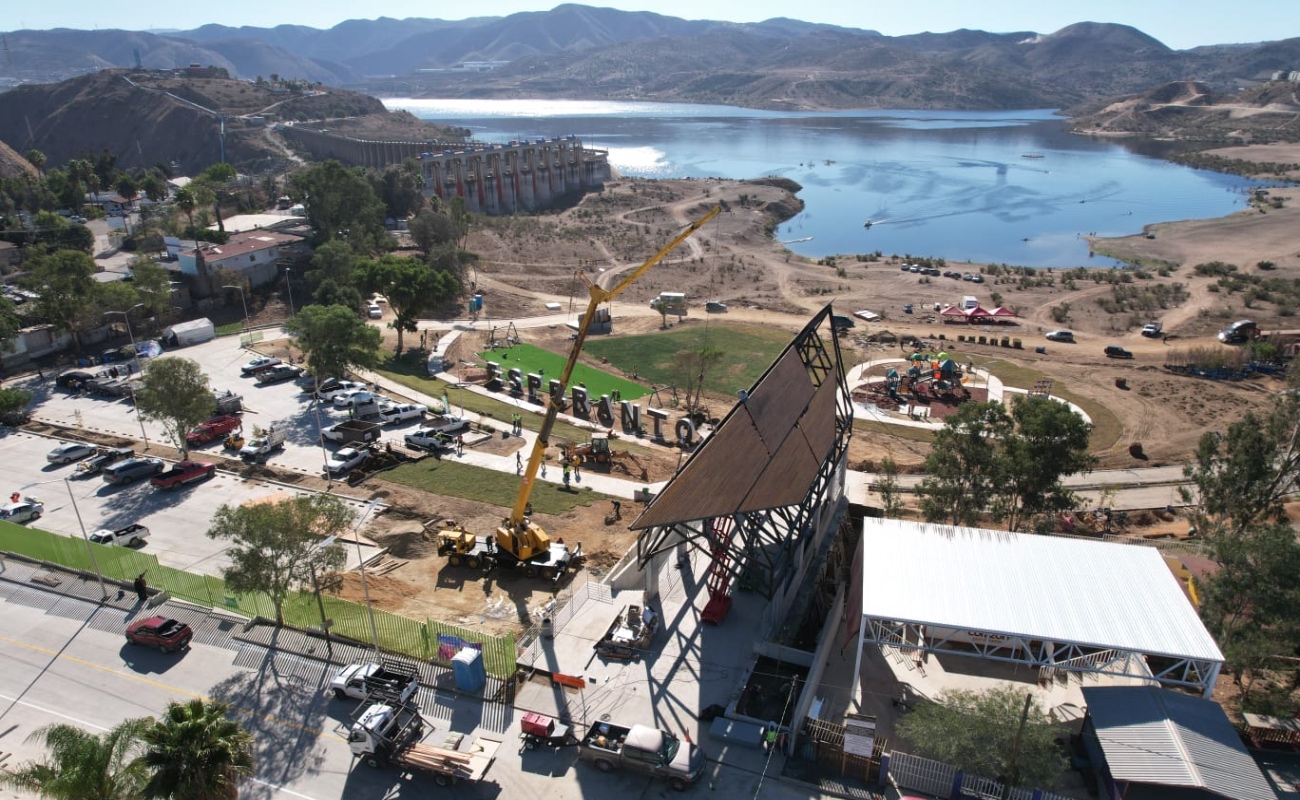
<box><xmin>858</xmin><ymin>520</ymin><xmax>1223</xmax><ymax>663</ymax></box>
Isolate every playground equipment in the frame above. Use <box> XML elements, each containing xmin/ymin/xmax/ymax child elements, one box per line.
<box><xmin>432</xmin><ymin>206</ymin><xmax>720</xmax><ymax>584</ymax></box>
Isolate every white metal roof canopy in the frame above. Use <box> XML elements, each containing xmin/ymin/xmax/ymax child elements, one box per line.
<box><xmin>856</xmin><ymin>520</ymin><xmax>1223</xmax><ymax>695</ymax></box>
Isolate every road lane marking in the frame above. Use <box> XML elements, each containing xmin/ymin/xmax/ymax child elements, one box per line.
<box><xmin>0</xmin><ymin>633</ymin><xmax>345</xmax><ymax>742</ymax></box>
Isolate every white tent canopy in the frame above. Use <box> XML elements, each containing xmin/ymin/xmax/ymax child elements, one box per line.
<box><xmin>851</xmin><ymin>520</ymin><xmax>1223</xmax><ymax>695</ymax></box>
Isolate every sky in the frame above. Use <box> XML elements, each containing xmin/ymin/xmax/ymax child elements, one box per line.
<box><xmin>8</xmin><ymin>0</ymin><xmax>1299</xmax><ymax>50</ymax></box>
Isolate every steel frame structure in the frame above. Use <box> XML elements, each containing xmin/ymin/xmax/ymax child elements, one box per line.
<box><xmin>634</xmin><ymin>307</ymin><xmax>854</xmax><ymax>600</ymax></box>
<box><xmin>861</xmin><ymin>618</ymin><xmax>1221</xmax><ymax>695</ymax></box>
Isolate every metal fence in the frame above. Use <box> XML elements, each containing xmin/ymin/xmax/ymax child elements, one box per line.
<box><xmin>0</xmin><ymin>523</ymin><xmax>515</xmax><ymax>678</ymax></box>
<box><xmin>886</xmin><ymin>751</ymin><xmax>1076</xmax><ymax>800</ymax></box>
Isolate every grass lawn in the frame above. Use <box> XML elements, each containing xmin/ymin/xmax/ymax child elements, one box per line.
<box><xmin>478</xmin><ymin>343</ymin><xmax>649</xmax><ymax>401</ymax></box>
<box><xmin>374</xmin><ymin>352</ymin><xmax>652</xmax><ymax>453</ymax></box>
<box><xmin>852</xmin><ymin>418</ymin><xmax>937</xmax><ymax>444</ymax></box>
<box><xmin>965</xmin><ymin>355</ymin><xmax>1123</xmax><ymax>452</ymax></box>
<box><xmin>585</xmin><ymin>323</ymin><xmax>792</xmax><ymax>394</ymax></box>
<box><xmin>383</xmin><ymin>459</ymin><xmax>612</xmax><ymax>516</ymax></box>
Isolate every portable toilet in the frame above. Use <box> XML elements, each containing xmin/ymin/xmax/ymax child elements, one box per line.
<box><xmin>452</xmin><ymin>647</ymin><xmax>486</xmax><ymax>693</ymax></box>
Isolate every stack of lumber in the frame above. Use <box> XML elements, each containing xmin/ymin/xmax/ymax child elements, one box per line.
<box><xmin>402</xmin><ymin>743</ymin><xmax>475</xmax><ymax>777</ymax></box>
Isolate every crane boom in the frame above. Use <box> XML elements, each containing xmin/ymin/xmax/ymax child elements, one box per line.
<box><xmin>508</xmin><ymin>206</ymin><xmax>720</xmax><ymax>526</ymax></box>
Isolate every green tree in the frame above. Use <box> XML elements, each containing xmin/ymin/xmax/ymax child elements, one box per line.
<box><xmin>207</xmin><ymin>494</ymin><xmax>351</xmax><ymax>625</ymax></box>
<box><xmin>448</xmin><ymin>196</ymin><xmax>471</xmax><ymax>251</ymax></box>
<box><xmin>0</xmin><ymin>387</ymin><xmax>33</xmax><ymax>421</ymax></box>
<box><xmin>134</xmin><ymin>357</ymin><xmax>214</xmax><ymax>459</ymax></box>
<box><xmin>407</xmin><ymin>207</ymin><xmax>458</xmax><ymax>257</ymax></box>
<box><xmin>139</xmin><ymin>699</ymin><xmax>254</xmax><ymax>800</ymax></box>
<box><xmin>290</xmin><ymin>160</ymin><xmax>387</xmax><ymax>252</ymax></box>
<box><xmin>0</xmin><ymin>719</ymin><xmax>151</xmax><ymax>800</ymax></box>
<box><xmin>897</xmin><ymin>685</ymin><xmax>1064</xmax><ymax>790</ymax></box>
<box><xmin>356</xmin><ymin>254</ymin><xmax>459</xmax><ymax>354</ymax></box>
<box><xmin>140</xmin><ymin>170</ymin><xmax>170</xmax><ymax>204</ymax></box>
<box><xmin>129</xmin><ymin>258</ymin><xmax>174</xmax><ymax>324</ymax></box>
<box><xmin>21</xmin><ymin>249</ymin><xmax>100</xmax><ymax>350</ymax></box>
<box><xmin>991</xmin><ymin>396</ymin><xmax>1095</xmax><ymax>532</ymax></box>
<box><xmin>115</xmin><ymin>173</ymin><xmax>140</xmax><ymax>209</ymax></box>
<box><xmin>175</xmin><ymin>185</ymin><xmax>198</xmax><ymax>234</ymax></box>
<box><xmin>876</xmin><ymin>457</ymin><xmax>907</xmax><ymax>518</ymax></box>
<box><xmin>917</xmin><ymin>401</ymin><xmax>1011</xmax><ymax>526</ymax></box>
<box><xmin>284</xmin><ymin>304</ymin><xmax>381</xmax><ymax>387</ymax></box>
<box><xmin>26</xmin><ymin>149</ymin><xmax>46</xmax><ymax>176</ymax></box>
<box><xmin>1184</xmin><ymin>391</ymin><xmax>1300</xmax><ymax>693</ymax></box>
<box><xmin>0</xmin><ymin>295</ymin><xmax>21</xmax><ymax>353</ymax></box>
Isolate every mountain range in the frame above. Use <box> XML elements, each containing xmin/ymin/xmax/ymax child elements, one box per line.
<box><xmin>3</xmin><ymin>6</ymin><xmax>1299</xmax><ymax>110</ymax></box>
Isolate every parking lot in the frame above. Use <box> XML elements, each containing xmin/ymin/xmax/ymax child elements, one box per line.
<box><xmin>29</xmin><ymin>331</ymin><xmax>430</xmax><ymax>480</ymax></box>
<box><xmin>8</xmin><ymin>331</ymin><xmax>403</xmax><ymax>575</ymax></box>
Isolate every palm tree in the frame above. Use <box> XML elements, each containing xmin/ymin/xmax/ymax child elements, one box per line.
<box><xmin>139</xmin><ymin>699</ymin><xmax>255</xmax><ymax>800</ymax></box>
<box><xmin>175</xmin><ymin>185</ymin><xmax>197</xmax><ymax>234</ymax></box>
<box><xmin>0</xmin><ymin>719</ymin><xmax>151</xmax><ymax>800</ymax></box>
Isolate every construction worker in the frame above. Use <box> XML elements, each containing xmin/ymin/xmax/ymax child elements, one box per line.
<box><xmin>572</xmin><ymin>459</ymin><xmax>581</xmax><ymax>483</ymax></box>
<box><xmin>133</xmin><ymin>573</ymin><xmax>148</xmax><ymax>604</ymax></box>
<box><xmin>563</xmin><ymin>463</ymin><xmax>571</xmax><ymax>489</ymax></box>
<box><xmin>456</xmin><ymin>434</ymin><xmax>464</xmax><ymax>455</ymax></box>
<box><xmin>516</xmin><ymin>452</ymin><xmax>523</xmax><ymax>474</ymax></box>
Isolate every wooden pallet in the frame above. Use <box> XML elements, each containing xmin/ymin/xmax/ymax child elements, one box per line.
<box><xmin>365</xmin><ymin>556</ymin><xmax>408</xmax><ymax>576</ymax></box>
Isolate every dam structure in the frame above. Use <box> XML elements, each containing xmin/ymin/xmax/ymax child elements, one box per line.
<box><xmin>276</xmin><ymin>125</ymin><xmax>611</xmax><ymax>214</ymax></box>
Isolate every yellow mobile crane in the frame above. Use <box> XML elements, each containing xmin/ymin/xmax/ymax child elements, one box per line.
<box><xmin>436</xmin><ymin>206</ymin><xmax>721</xmax><ymax>584</ymax></box>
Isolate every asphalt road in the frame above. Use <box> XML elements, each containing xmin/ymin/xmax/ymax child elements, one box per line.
<box><xmin>0</xmin><ymin>583</ymin><xmax>835</xmax><ymax>800</ymax></box>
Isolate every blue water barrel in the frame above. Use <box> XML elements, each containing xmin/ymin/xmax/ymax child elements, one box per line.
<box><xmin>451</xmin><ymin>647</ymin><xmax>486</xmax><ymax>693</ymax></box>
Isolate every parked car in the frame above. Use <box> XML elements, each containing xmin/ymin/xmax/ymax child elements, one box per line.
<box><xmin>103</xmin><ymin>457</ymin><xmax>165</xmax><ymax>485</ymax></box>
<box><xmin>56</xmin><ymin>370</ymin><xmax>95</xmax><ymax>390</ymax></box>
<box><xmin>902</xmin><ymin>304</ymin><xmax>913</xmax><ymax>314</ymax></box>
<box><xmin>334</xmin><ymin>390</ymin><xmax>387</xmax><ymax>409</ymax></box>
<box><xmin>47</xmin><ymin>442</ymin><xmax>96</xmax><ymax>464</ymax></box>
<box><xmin>151</xmin><ymin>461</ymin><xmax>216</xmax><ymax>489</ymax></box>
<box><xmin>315</xmin><ymin>379</ymin><xmax>366</xmax><ymax>401</ymax></box>
<box><xmin>325</xmin><ymin>447</ymin><xmax>368</xmax><ymax>475</ymax></box>
<box><xmin>1104</xmin><ymin>345</ymin><xmax>1133</xmax><ymax>359</ymax></box>
<box><xmin>378</xmin><ymin>402</ymin><xmax>428</xmax><ymax>424</ymax></box>
<box><xmin>255</xmin><ymin>364</ymin><xmax>303</xmax><ymax>385</ymax></box>
<box><xmin>1141</xmin><ymin>322</ymin><xmax>1163</xmax><ymax>338</ymax></box>
<box><xmin>125</xmin><ymin>616</ymin><xmax>193</xmax><ymax>653</ymax></box>
<box><xmin>1045</xmin><ymin>330</ymin><xmax>1076</xmax><ymax>343</ymax></box>
<box><xmin>705</xmin><ymin>301</ymin><xmax>728</xmax><ymax>313</ymax></box>
<box><xmin>0</xmin><ymin>497</ymin><xmax>44</xmax><ymax>523</ymax></box>
<box><xmin>366</xmin><ymin>304</ymin><xmax>383</xmax><ymax>319</ymax></box>
<box><xmin>240</xmin><ymin>356</ymin><xmax>282</xmax><ymax>375</ymax></box>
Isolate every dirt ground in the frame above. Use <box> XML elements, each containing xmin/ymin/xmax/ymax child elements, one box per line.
<box><xmin>266</xmin><ymin>153</ymin><xmax>1299</xmax><ymax>632</ymax></box>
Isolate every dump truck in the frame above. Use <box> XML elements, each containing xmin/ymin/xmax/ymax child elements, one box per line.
<box><xmin>330</xmin><ymin>661</ymin><xmax>419</xmax><ymax>703</ymax></box>
<box><xmin>578</xmin><ymin>721</ymin><xmax>704</xmax><ymax>790</ymax></box>
<box><xmin>348</xmin><ymin>700</ymin><xmax>501</xmax><ymax>786</ymax></box>
<box><xmin>321</xmin><ymin>419</ymin><xmax>383</xmax><ymax>446</ymax></box>
<box><xmin>186</xmin><ymin>415</ymin><xmax>241</xmax><ymax>445</ymax></box>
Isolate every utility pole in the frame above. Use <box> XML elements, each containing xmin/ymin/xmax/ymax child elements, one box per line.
<box><xmin>1000</xmin><ymin>692</ymin><xmax>1034</xmax><ymax>800</ymax></box>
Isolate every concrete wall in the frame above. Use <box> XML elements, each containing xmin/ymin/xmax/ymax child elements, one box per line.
<box><xmin>277</xmin><ymin>126</ymin><xmax>611</xmax><ymax>214</ymax></box>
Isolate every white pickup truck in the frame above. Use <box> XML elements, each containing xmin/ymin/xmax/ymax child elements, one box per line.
<box><xmin>330</xmin><ymin>661</ymin><xmax>419</xmax><ymax>703</ymax></box>
<box><xmin>88</xmin><ymin>523</ymin><xmax>149</xmax><ymax>547</ymax></box>
<box><xmin>239</xmin><ymin>425</ymin><xmax>286</xmax><ymax>460</ymax></box>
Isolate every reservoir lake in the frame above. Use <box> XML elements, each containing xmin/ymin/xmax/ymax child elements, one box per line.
<box><xmin>384</xmin><ymin>99</ymin><xmax>1258</xmax><ymax>268</ymax></box>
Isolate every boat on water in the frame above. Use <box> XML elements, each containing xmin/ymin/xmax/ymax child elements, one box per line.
<box><xmin>863</xmin><ymin>219</ymin><xmax>873</xmax><ymax>229</ymax></box>
<box><xmin>1021</xmin><ymin>153</ymin><xmax>1045</xmax><ymax>159</ymax></box>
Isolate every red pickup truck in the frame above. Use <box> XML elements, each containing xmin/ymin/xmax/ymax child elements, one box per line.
<box><xmin>151</xmin><ymin>461</ymin><xmax>216</xmax><ymax>489</ymax></box>
<box><xmin>186</xmin><ymin>415</ymin><xmax>241</xmax><ymax>445</ymax></box>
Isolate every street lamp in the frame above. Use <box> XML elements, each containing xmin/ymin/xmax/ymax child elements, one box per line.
<box><xmin>352</xmin><ymin>499</ymin><xmax>383</xmax><ymax>655</ymax></box>
<box><xmin>222</xmin><ymin>284</ymin><xmax>249</xmax><ymax>331</ymax></box>
<box><xmin>22</xmin><ymin>477</ymin><xmax>109</xmax><ymax>602</ymax></box>
<box><xmin>104</xmin><ymin>304</ymin><xmax>145</xmax><ymax>375</ymax></box>
<box><xmin>313</xmin><ymin>396</ymin><xmax>333</xmax><ymax>490</ymax></box>
<box><xmin>284</xmin><ymin>267</ymin><xmax>295</xmax><ymax>315</ymax></box>
<box><xmin>105</xmin><ymin>306</ymin><xmax>149</xmax><ymax>451</ymax></box>
<box><xmin>308</xmin><ymin>534</ymin><xmax>338</xmax><ymax>658</ymax></box>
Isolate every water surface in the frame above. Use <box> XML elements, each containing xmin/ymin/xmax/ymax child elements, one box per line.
<box><xmin>385</xmin><ymin>99</ymin><xmax>1257</xmax><ymax>267</ymax></box>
